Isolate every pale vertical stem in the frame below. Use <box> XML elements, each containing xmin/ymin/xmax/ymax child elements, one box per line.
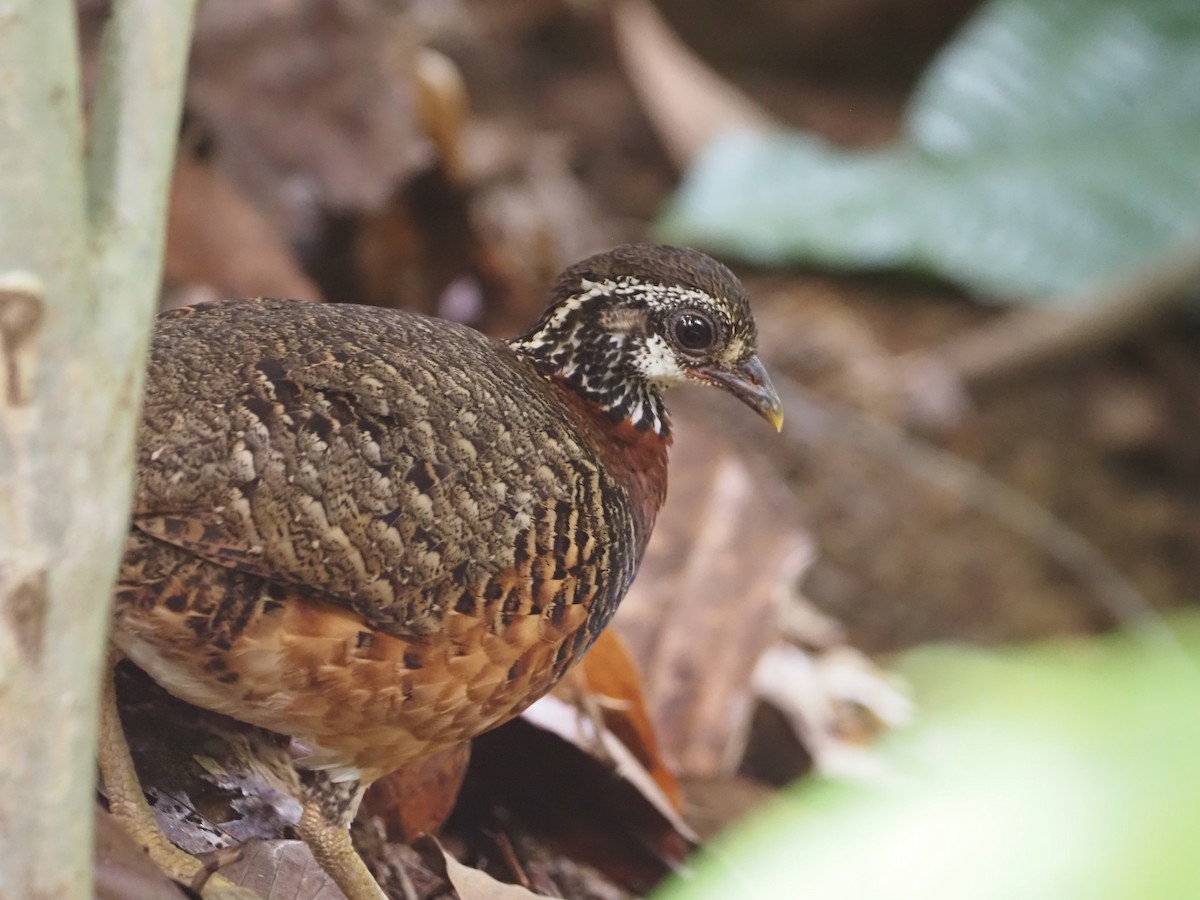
<box><xmin>0</xmin><ymin>0</ymin><xmax>195</xmax><ymax>896</ymax></box>
<box><xmin>0</xmin><ymin>3</ymin><xmax>92</xmax><ymax>898</ymax></box>
<box><xmin>87</xmin><ymin>0</ymin><xmax>197</xmax><ymax>358</ymax></box>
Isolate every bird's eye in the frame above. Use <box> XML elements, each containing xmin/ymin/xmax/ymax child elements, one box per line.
<box><xmin>671</xmin><ymin>311</ymin><xmax>716</xmax><ymax>352</ymax></box>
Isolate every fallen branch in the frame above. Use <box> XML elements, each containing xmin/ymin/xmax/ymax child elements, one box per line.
<box><xmin>927</xmin><ymin>238</ymin><xmax>1200</xmax><ymax>394</ymax></box>
<box><xmin>768</xmin><ymin>375</ymin><xmax>1173</xmax><ymax>641</ymax></box>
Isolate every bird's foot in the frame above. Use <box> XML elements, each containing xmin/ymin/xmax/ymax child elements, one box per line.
<box><xmin>98</xmin><ymin>650</ymin><xmax>261</xmax><ymax>899</ymax></box>
<box><xmin>298</xmin><ymin>799</ymin><xmax>389</xmax><ymax>900</ymax></box>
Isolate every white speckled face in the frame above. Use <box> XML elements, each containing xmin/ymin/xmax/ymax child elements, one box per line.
<box><xmin>630</xmin><ymin>333</ymin><xmax>688</xmax><ymax>387</ymax></box>
<box><xmin>508</xmin><ymin>247</ymin><xmax>764</xmax><ymax>436</ymax></box>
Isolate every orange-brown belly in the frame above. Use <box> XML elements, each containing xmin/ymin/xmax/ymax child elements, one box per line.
<box><xmin>113</xmin><ymin>534</ymin><xmax>590</xmax><ymax>782</ymax></box>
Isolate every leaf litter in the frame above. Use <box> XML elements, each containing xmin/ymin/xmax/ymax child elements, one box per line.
<box><xmin>87</xmin><ymin>0</ymin><xmax>1196</xmax><ymax>897</ymax></box>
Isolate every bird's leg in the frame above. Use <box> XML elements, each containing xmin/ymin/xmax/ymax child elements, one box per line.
<box><xmin>297</xmin><ymin>774</ymin><xmax>388</xmax><ymax>900</ymax></box>
<box><xmin>97</xmin><ymin>649</ymin><xmax>256</xmax><ymax>899</ymax></box>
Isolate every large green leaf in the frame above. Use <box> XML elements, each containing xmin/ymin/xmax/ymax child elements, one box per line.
<box><xmin>656</xmin><ymin>0</ymin><xmax>1200</xmax><ymax>302</ymax></box>
<box><xmin>655</xmin><ymin>620</ymin><xmax>1200</xmax><ymax>900</ymax></box>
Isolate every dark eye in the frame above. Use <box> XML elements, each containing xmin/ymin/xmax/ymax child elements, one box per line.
<box><xmin>671</xmin><ymin>311</ymin><xmax>716</xmax><ymax>352</ymax></box>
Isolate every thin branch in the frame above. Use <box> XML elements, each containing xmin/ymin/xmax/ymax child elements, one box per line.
<box><xmin>928</xmin><ymin>238</ymin><xmax>1200</xmax><ymax>393</ymax></box>
<box><xmin>770</xmin><ymin>375</ymin><xmax>1179</xmax><ymax>645</ymax></box>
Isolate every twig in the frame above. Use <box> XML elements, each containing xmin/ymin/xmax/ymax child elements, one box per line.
<box><xmin>927</xmin><ymin>238</ymin><xmax>1200</xmax><ymax>393</ymax></box>
<box><xmin>770</xmin><ymin>375</ymin><xmax>1178</xmax><ymax>643</ymax></box>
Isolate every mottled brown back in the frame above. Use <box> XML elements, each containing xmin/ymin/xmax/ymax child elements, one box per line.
<box><xmin>133</xmin><ymin>299</ymin><xmax>651</xmax><ymax>644</ymax></box>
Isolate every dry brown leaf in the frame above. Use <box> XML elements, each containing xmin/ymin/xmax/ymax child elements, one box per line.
<box><xmin>166</xmin><ymin>153</ymin><xmax>322</xmax><ymax>303</ymax></box>
<box><xmin>522</xmin><ymin>694</ymin><xmax>697</xmax><ymax>845</ymax></box>
<box><xmin>614</xmin><ymin>409</ymin><xmax>813</xmax><ymax>779</ymax></box>
<box><xmin>412</xmin><ymin>835</ymin><xmax>544</xmax><ymax>900</ymax></box>
<box><xmin>650</xmin><ymin>0</ymin><xmax>977</xmax><ymax>87</ymax></box>
<box><xmin>462</xmin><ymin>132</ymin><xmax>614</xmax><ymax>337</ymax></box>
<box><xmin>112</xmin><ymin>663</ymin><xmax>302</xmax><ymax>856</ymax></box>
<box><xmin>217</xmin><ymin>840</ymin><xmax>343</xmax><ymax>900</ymax></box>
<box><xmin>352</xmin><ymin>123</ymin><xmax>608</xmax><ymax>338</ymax></box>
<box><xmin>464</xmin><ymin>715</ymin><xmax>691</xmax><ymax>894</ymax></box>
<box><xmin>474</xmin><ymin>830</ymin><xmax>636</xmax><ymax>900</ymax></box>
<box><xmin>612</xmin><ymin>0</ymin><xmax>774</xmax><ymax>168</ymax></box>
<box><xmin>361</xmin><ymin>744</ymin><xmax>472</xmax><ymax>843</ymax></box>
<box><xmin>559</xmin><ymin>629</ymin><xmax>683</xmax><ymax>812</ymax></box>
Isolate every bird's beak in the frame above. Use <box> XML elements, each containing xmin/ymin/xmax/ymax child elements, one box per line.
<box><xmin>701</xmin><ymin>355</ymin><xmax>784</xmax><ymax>432</ymax></box>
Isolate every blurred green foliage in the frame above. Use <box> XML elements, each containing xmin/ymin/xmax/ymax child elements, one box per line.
<box><xmin>657</xmin><ymin>617</ymin><xmax>1200</xmax><ymax>899</ymax></box>
<box><xmin>657</xmin><ymin>0</ymin><xmax>1200</xmax><ymax>302</ymax></box>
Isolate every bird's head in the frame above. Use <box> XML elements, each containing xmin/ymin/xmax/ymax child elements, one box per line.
<box><xmin>509</xmin><ymin>244</ymin><xmax>783</xmax><ymax>436</ymax></box>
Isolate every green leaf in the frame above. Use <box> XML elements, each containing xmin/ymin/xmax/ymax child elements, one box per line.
<box><xmin>657</xmin><ymin>0</ymin><xmax>1200</xmax><ymax>302</ymax></box>
<box><xmin>655</xmin><ymin>619</ymin><xmax>1200</xmax><ymax>900</ymax></box>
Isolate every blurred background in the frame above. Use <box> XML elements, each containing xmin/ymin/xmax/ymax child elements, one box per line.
<box><xmin>84</xmin><ymin>0</ymin><xmax>1200</xmax><ymax>897</ymax></box>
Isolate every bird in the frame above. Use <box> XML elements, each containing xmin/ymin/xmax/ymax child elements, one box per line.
<box><xmin>99</xmin><ymin>243</ymin><xmax>782</xmax><ymax>899</ymax></box>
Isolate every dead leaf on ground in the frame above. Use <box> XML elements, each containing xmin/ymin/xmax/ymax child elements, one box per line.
<box><xmin>460</xmin><ymin>715</ymin><xmax>691</xmax><ymax>895</ymax></box>
<box><xmin>217</xmin><ymin>840</ymin><xmax>342</xmax><ymax>900</ymax></box>
<box><xmin>412</xmin><ymin>835</ymin><xmax>543</xmax><ymax>900</ymax></box>
<box><xmin>112</xmin><ymin>663</ymin><xmax>302</xmax><ymax>856</ymax></box>
<box><xmin>651</xmin><ymin>0</ymin><xmax>978</xmax><ymax>83</ymax></box>
<box><xmin>353</xmin><ymin>122</ymin><xmax>611</xmax><ymax>337</ymax></box>
<box><xmin>552</xmin><ymin>628</ymin><xmax>683</xmax><ymax>813</ymax></box>
<box><xmin>522</xmin><ymin>693</ymin><xmax>696</xmax><ymax>845</ymax></box>
<box><xmin>414</xmin><ymin>49</ymin><xmax>470</xmax><ymax>186</ymax></box>
<box><xmin>362</xmin><ymin>744</ymin><xmax>472</xmax><ymax>843</ymax></box>
<box><xmin>463</xmin><ymin>131</ymin><xmax>614</xmax><ymax>336</ymax></box>
<box><xmin>351</xmin><ymin>164</ymin><xmax>481</xmax><ymax>319</ymax></box>
<box><xmin>674</xmin><ymin>775</ymin><xmax>775</xmax><ymax>843</ymax></box>
<box><xmin>613</xmin><ymin>409</ymin><xmax>813</xmax><ymax>779</ymax></box>
<box><xmin>477</xmin><ymin>830</ymin><xmax>636</xmax><ymax>900</ymax></box>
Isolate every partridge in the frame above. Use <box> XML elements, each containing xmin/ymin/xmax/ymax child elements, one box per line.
<box><xmin>100</xmin><ymin>243</ymin><xmax>782</xmax><ymax>899</ymax></box>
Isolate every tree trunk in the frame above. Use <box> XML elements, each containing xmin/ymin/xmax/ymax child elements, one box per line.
<box><xmin>0</xmin><ymin>2</ymin><xmax>194</xmax><ymax>897</ymax></box>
